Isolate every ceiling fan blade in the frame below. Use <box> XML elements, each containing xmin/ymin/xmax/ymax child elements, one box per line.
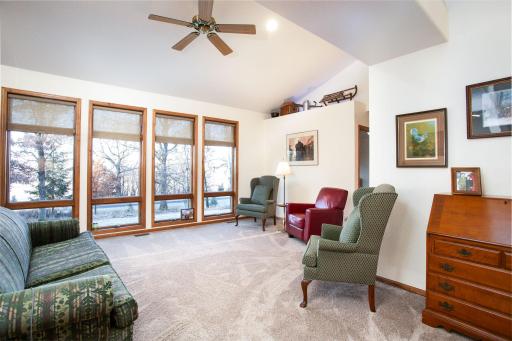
<box><xmin>216</xmin><ymin>24</ymin><xmax>256</xmax><ymax>35</ymax></box>
<box><xmin>198</xmin><ymin>0</ymin><xmax>214</xmax><ymax>21</ymax></box>
<box><xmin>207</xmin><ymin>33</ymin><xmax>233</xmax><ymax>56</ymax></box>
<box><xmin>148</xmin><ymin>14</ymin><xmax>193</xmax><ymax>28</ymax></box>
<box><xmin>172</xmin><ymin>32</ymin><xmax>200</xmax><ymax>51</ymax></box>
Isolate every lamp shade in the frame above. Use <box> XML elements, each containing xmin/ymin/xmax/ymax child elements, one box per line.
<box><xmin>275</xmin><ymin>161</ymin><xmax>291</xmax><ymax>176</ymax></box>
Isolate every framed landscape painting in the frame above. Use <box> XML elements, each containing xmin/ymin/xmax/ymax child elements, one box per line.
<box><xmin>287</xmin><ymin>130</ymin><xmax>318</xmax><ymax>166</ymax></box>
<box><xmin>466</xmin><ymin>77</ymin><xmax>511</xmax><ymax>139</ymax></box>
<box><xmin>396</xmin><ymin>108</ymin><xmax>447</xmax><ymax>167</ymax></box>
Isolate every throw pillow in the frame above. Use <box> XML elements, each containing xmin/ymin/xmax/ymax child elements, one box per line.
<box><xmin>251</xmin><ymin>185</ymin><xmax>272</xmax><ymax>205</ymax></box>
<box><xmin>339</xmin><ymin>208</ymin><xmax>361</xmax><ymax>243</ymax></box>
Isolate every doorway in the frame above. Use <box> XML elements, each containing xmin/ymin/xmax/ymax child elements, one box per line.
<box><xmin>357</xmin><ymin>125</ymin><xmax>369</xmax><ymax>188</ymax></box>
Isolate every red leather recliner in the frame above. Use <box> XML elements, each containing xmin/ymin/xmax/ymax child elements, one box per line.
<box><xmin>286</xmin><ymin>187</ymin><xmax>348</xmax><ymax>242</ymax></box>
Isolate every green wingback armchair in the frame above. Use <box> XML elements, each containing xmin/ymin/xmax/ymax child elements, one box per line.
<box><xmin>300</xmin><ymin>184</ymin><xmax>397</xmax><ymax>312</ymax></box>
<box><xmin>235</xmin><ymin>175</ymin><xmax>279</xmax><ymax>231</ymax></box>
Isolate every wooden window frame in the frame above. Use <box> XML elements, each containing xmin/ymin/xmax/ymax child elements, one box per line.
<box><xmin>201</xmin><ymin>116</ymin><xmax>239</xmax><ymax>221</ymax></box>
<box><xmin>0</xmin><ymin>87</ymin><xmax>81</xmax><ymax>218</ymax></box>
<box><xmin>88</xmin><ymin>101</ymin><xmax>147</xmax><ymax>234</ymax></box>
<box><xmin>152</xmin><ymin>109</ymin><xmax>198</xmax><ymax>228</ymax></box>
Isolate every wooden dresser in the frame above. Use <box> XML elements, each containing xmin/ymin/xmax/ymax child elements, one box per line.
<box><xmin>422</xmin><ymin>194</ymin><xmax>512</xmax><ymax>340</ymax></box>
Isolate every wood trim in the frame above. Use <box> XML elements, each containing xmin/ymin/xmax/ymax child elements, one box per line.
<box><xmin>92</xmin><ymin>224</ymin><xmax>146</xmax><ymax>236</ymax></box>
<box><xmin>203</xmin><ymin>191</ymin><xmax>235</xmax><ymax>197</ymax></box>
<box><xmin>356</xmin><ymin>125</ymin><xmax>369</xmax><ymax>188</ymax></box>
<box><xmin>87</xmin><ymin>100</ymin><xmax>147</xmax><ymax>231</ymax></box>
<box><xmin>376</xmin><ymin>275</ymin><xmax>426</xmax><ymax>296</ymax></box>
<box><xmin>5</xmin><ymin>200</ymin><xmax>74</xmax><ymax>210</ymax></box>
<box><xmin>151</xmin><ymin>109</ymin><xmax>198</xmax><ymax>227</ymax></box>
<box><xmin>93</xmin><ymin>215</ymin><xmax>245</xmax><ymax>239</ymax></box>
<box><xmin>0</xmin><ymin>88</ymin><xmax>81</xmax><ymax>219</ymax></box>
<box><xmin>201</xmin><ymin>116</ymin><xmax>239</xmax><ymax>222</ymax></box>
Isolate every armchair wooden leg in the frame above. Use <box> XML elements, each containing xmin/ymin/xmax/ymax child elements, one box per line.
<box><xmin>235</xmin><ymin>215</ymin><xmax>239</xmax><ymax>226</ymax></box>
<box><xmin>273</xmin><ymin>216</ymin><xmax>276</xmax><ymax>225</ymax></box>
<box><xmin>368</xmin><ymin>284</ymin><xmax>376</xmax><ymax>312</ymax></box>
<box><xmin>300</xmin><ymin>280</ymin><xmax>312</xmax><ymax>308</ymax></box>
<box><xmin>262</xmin><ymin>218</ymin><xmax>266</xmax><ymax>231</ymax></box>
<box><xmin>254</xmin><ymin>217</ymin><xmax>257</xmax><ymax>222</ymax></box>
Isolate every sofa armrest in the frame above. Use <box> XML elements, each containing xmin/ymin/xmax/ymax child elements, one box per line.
<box><xmin>0</xmin><ymin>275</ymin><xmax>113</xmax><ymax>340</ymax></box>
<box><xmin>239</xmin><ymin>197</ymin><xmax>252</xmax><ymax>204</ymax></box>
<box><xmin>286</xmin><ymin>203</ymin><xmax>315</xmax><ymax>214</ymax></box>
<box><xmin>28</xmin><ymin>219</ymin><xmax>80</xmax><ymax>247</ymax></box>
<box><xmin>321</xmin><ymin>224</ymin><xmax>342</xmax><ymax>241</ymax></box>
<box><xmin>318</xmin><ymin>239</ymin><xmax>358</xmax><ymax>253</ymax></box>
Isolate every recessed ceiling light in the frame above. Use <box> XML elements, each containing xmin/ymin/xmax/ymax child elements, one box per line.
<box><xmin>266</xmin><ymin>19</ymin><xmax>278</xmax><ymax>32</ymax></box>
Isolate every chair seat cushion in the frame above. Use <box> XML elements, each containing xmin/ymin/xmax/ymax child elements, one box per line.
<box><xmin>26</xmin><ymin>232</ymin><xmax>109</xmax><ymax>288</ymax></box>
<box><xmin>302</xmin><ymin>235</ymin><xmax>319</xmax><ymax>267</ymax></box>
<box><xmin>237</xmin><ymin>203</ymin><xmax>266</xmax><ymax>213</ymax></box>
<box><xmin>251</xmin><ymin>185</ymin><xmax>272</xmax><ymax>205</ymax></box>
<box><xmin>54</xmin><ymin>264</ymin><xmax>138</xmax><ymax>328</ymax></box>
<box><xmin>288</xmin><ymin>213</ymin><xmax>305</xmax><ymax>229</ymax></box>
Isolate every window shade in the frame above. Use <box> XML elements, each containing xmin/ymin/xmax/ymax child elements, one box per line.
<box><xmin>155</xmin><ymin>115</ymin><xmax>194</xmax><ymax>144</ymax></box>
<box><xmin>8</xmin><ymin>95</ymin><xmax>75</xmax><ymax>135</ymax></box>
<box><xmin>93</xmin><ymin>107</ymin><xmax>142</xmax><ymax>141</ymax></box>
<box><xmin>204</xmin><ymin>121</ymin><xmax>235</xmax><ymax>146</ymax></box>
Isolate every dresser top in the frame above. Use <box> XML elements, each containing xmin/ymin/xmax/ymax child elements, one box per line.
<box><xmin>427</xmin><ymin>194</ymin><xmax>512</xmax><ymax>247</ymax></box>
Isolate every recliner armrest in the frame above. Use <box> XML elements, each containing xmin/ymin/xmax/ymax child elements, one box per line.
<box><xmin>28</xmin><ymin>219</ymin><xmax>80</xmax><ymax>247</ymax></box>
<box><xmin>318</xmin><ymin>239</ymin><xmax>358</xmax><ymax>253</ymax></box>
<box><xmin>0</xmin><ymin>275</ymin><xmax>113</xmax><ymax>339</ymax></box>
<box><xmin>286</xmin><ymin>203</ymin><xmax>315</xmax><ymax>214</ymax></box>
<box><xmin>321</xmin><ymin>224</ymin><xmax>342</xmax><ymax>240</ymax></box>
<box><xmin>239</xmin><ymin>197</ymin><xmax>252</xmax><ymax>204</ymax></box>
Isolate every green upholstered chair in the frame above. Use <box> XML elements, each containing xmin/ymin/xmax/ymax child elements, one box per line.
<box><xmin>300</xmin><ymin>184</ymin><xmax>397</xmax><ymax>312</ymax></box>
<box><xmin>235</xmin><ymin>175</ymin><xmax>279</xmax><ymax>231</ymax></box>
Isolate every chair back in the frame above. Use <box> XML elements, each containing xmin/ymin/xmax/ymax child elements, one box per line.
<box><xmin>356</xmin><ymin>185</ymin><xmax>398</xmax><ymax>254</ymax></box>
<box><xmin>314</xmin><ymin>187</ymin><xmax>348</xmax><ymax>210</ymax></box>
<box><xmin>250</xmin><ymin>176</ymin><xmax>279</xmax><ymax>202</ymax></box>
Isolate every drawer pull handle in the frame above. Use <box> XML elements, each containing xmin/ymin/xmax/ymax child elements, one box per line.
<box><xmin>439</xmin><ymin>282</ymin><xmax>454</xmax><ymax>292</ymax></box>
<box><xmin>457</xmin><ymin>248</ymin><xmax>472</xmax><ymax>257</ymax></box>
<box><xmin>440</xmin><ymin>263</ymin><xmax>454</xmax><ymax>272</ymax></box>
<box><xmin>439</xmin><ymin>301</ymin><xmax>454</xmax><ymax>312</ymax></box>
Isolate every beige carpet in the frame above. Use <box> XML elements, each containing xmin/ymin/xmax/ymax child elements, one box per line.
<box><xmin>98</xmin><ymin>220</ymin><xmax>467</xmax><ymax>341</ymax></box>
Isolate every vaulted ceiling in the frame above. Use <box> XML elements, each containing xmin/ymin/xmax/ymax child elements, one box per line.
<box><xmin>0</xmin><ymin>1</ymin><xmax>448</xmax><ymax>113</ymax></box>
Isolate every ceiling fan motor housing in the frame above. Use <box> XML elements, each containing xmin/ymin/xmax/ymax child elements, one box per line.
<box><xmin>192</xmin><ymin>15</ymin><xmax>218</xmax><ymax>34</ymax></box>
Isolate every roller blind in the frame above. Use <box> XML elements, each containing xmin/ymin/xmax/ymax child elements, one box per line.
<box><xmin>155</xmin><ymin>115</ymin><xmax>194</xmax><ymax>145</ymax></box>
<box><xmin>8</xmin><ymin>94</ymin><xmax>75</xmax><ymax>135</ymax></box>
<box><xmin>204</xmin><ymin>121</ymin><xmax>235</xmax><ymax>147</ymax></box>
<box><xmin>93</xmin><ymin>107</ymin><xmax>142</xmax><ymax>141</ymax></box>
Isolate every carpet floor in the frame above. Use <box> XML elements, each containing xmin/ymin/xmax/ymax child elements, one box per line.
<box><xmin>97</xmin><ymin>220</ymin><xmax>467</xmax><ymax>341</ymax></box>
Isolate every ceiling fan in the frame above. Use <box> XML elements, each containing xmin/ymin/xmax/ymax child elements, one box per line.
<box><xmin>148</xmin><ymin>0</ymin><xmax>256</xmax><ymax>56</ymax></box>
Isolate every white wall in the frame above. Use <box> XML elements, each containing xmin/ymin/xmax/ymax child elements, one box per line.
<box><xmin>263</xmin><ymin>101</ymin><xmax>366</xmax><ymax>217</ymax></box>
<box><xmin>298</xmin><ymin>60</ymin><xmax>369</xmax><ymax>111</ymax></box>
<box><xmin>370</xmin><ymin>0</ymin><xmax>511</xmax><ymax>290</ymax></box>
<box><xmin>0</xmin><ymin>65</ymin><xmax>267</xmax><ymax>232</ymax></box>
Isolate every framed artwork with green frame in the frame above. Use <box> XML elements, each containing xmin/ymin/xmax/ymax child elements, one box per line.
<box><xmin>396</xmin><ymin>108</ymin><xmax>447</xmax><ymax>167</ymax></box>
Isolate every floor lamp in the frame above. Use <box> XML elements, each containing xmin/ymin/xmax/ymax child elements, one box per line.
<box><xmin>275</xmin><ymin>161</ymin><xmax>292</xmax><ymax>205</ymax></box>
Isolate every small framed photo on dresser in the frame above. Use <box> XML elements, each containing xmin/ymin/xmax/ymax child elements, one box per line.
<box><xmin>466</xmin><ymin>77</ymin><xmax>511</xmax><ymax>139</ymax></box>
<box><xmin>451</xmin><ymin>167</ymin><xmax>482</xmax><ymax>196</ymax></box>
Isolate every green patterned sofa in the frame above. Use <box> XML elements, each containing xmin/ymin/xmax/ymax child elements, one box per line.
<box><xmin>0</xmin><ymin>207</ymin><xmax>137</xmax><ymax>340</ymax></box>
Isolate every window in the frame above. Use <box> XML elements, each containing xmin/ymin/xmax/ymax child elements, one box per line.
<box><xmin>0</xmin><ymin>88</ymin><xmax>80</xmax><ymax>222</ymax></box>
<box><xmin>88</xmin><ymin>102</ymin><xmax>146</xmax><ymax>231</ymax></box>
<box><xmin>202</xmin><ymin>118</ymin><xmax>238</xmax><ymax>219</ymax></box>
<box><xmin>152</xmin><ymin>110</ymin><xmax>197</xmax><ymax>225</ymax></box>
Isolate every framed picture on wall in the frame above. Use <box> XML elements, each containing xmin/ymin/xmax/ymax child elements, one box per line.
<box><xmin>287</xmin><ymin>130</ymin><xmax>318</xmax><ymax>166</ymax></box>
<box><xmin>466</xmin><ymin>77</ymin><xmax>511</xmax><ymax>139</ymax></box>
<box><xmin>396</xmin><ymin>108</ymin><xmax>447</xmax><ymax>167</ymax></box>
<box><xmin>451</xmin><ymin>167</ymin><xmax>482</xmax><ymax>196</ymax></box>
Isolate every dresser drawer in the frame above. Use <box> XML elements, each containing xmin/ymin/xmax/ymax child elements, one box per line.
<box><xmin>434</xmin><ymin>239</ymin><xmax>501</xmax><ymax>267</ymax></box>
<box><xmin>428</xmin><ymin>273</ymin><xmax>512</xmax><ymax>315</ymax></box>
<box><xmin>429</xmin><ymin>254</ymin><xmax>512</xmax><ymax>291</ymax></box>
<box><xmin>427</xmin><ymin>291</ymin><xmax>512</xmax><ymax>339</ymax></box>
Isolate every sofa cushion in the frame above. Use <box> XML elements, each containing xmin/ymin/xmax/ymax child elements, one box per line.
<box><xmin>0</xmin><ymin>241</ymin><xmax>25</xmax><ymax>293</ymax></box>
<box><xmin>26</xmin><ymin>232</ymin><xmax>109</xmax><ymax>288</ymax></box>
<box><xmin>55</xmin><ymin>265</ymin><xmax>138</xmax><ymax>328</ymax></box>
<box><xmin>0</xmin><ymin>207</ymin><xmax>31</xmax><ymax>280</ymax></box>
<box><xmin>339</xmin><ymin>208</ymin><xmax>361</xmax><ymax>243</ymax></box>
<box><xmin>251</xmin><ymin>185</ymin><xmax>271</xmax><ymax>205</ymax></box>
<box><xmin>302</xmin><ymin>235</ymin><xmax>319</xmax><ymax>267</ymax></box>
<box><xmin>288</xmin><ymin>213</ymin><xmax>305</xmax><ymax>229</ymax></box>
<box><xmin>237</xmin><ymin>203</ymin><xmax>266</xmax><ymax>213</ymax></box>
